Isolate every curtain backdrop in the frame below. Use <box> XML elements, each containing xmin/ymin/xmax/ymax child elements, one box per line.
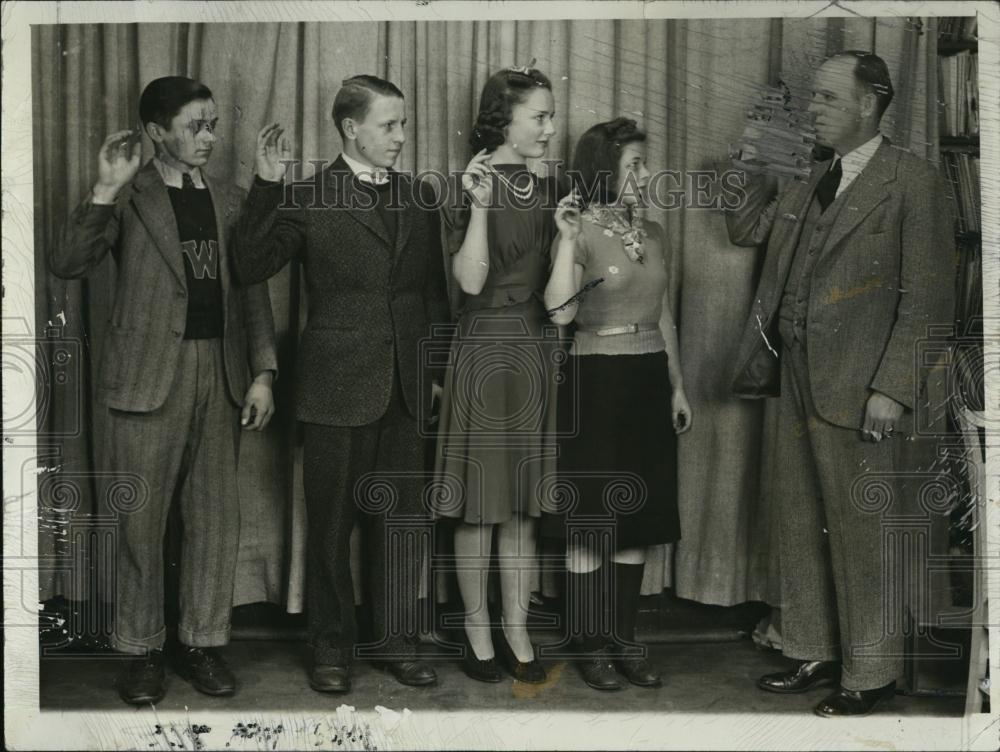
<box><xmin>33</xmin><ymin>16</ymin><xmax>941</xmax><ymax>613</ymax></box>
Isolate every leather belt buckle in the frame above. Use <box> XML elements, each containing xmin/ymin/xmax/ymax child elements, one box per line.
<box><xmin>595</xmin><ymin>323</ymin><xmax>640</xmax><ymax>336</ymax></box>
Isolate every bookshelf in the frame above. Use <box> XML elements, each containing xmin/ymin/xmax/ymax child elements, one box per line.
<box><xmin>936</xmin><ymin>13</ymin><xmax>982</xmax><ymax>389</ymax></box>
<box><xmin>940</xmin><ymin>136</ymin><xmax>979</xmax><ymax>149</ymax></box>
<box><xmin>933</xmin><ymin>15</ymin><xmax>986</xmax><ymax>713</ymax></box>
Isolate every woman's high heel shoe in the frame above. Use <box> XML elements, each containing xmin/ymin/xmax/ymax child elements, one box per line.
<box><xmin>458</xmin><ymin>629</ymin><xmax>502</xmax><ymax>683</ymax></box>
<box><xmin>493</xmin><ymin>624</ymin><xmax>546</xmax><ymax>684</ymax></box>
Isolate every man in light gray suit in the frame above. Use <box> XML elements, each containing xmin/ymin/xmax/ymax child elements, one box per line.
<box><xmin>726</xmin><ymin>52</ymin><xmax>954</xmax><ymax>716</ymax></box>
<box><xmin>51</xmin><ymin>76</ymin><xmax>278</xmax><ymax>706</ymax></box>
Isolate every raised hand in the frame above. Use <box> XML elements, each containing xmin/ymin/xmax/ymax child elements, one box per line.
<box><xmin>461</xmin><ymin>148</ymin><xmax>494</xmax><ymax>205</ymax></box>
<box><xmin>94</xmin><ymin>130</ymin><xmax>141</xmax><ymax>202</ymax></box>
<box><xmin>256</xmin><ymin>123</ymin><xmax>291</xmax><ymax>182</ymax></box>
<box><xmin>554</xmin><ymin>189</ymin><xmax>582</xmax><ymax>240</ymax></box>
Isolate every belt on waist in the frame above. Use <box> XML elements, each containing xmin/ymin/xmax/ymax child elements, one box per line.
<box><xmin>578</xmin><ymin>322</ymin><xmax>660</xmax><ymax>337</ymax></box>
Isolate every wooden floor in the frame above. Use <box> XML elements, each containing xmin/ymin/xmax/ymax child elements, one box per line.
<box><xmin>40</xmin><ymin>637</ymin><xmax>966</xmax><ymax>716</ymax></box>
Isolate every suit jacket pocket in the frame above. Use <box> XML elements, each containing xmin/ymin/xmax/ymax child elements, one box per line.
<box><xmin>99</xmin><ymin>325</ymin><xmax>135</xmax><ymax>390</ymax></box>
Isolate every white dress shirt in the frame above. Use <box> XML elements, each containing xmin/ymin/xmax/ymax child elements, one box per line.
<box><xmin>152</xmin><ymin>155</ymin><xmax>207</xmax><ymax>190</ymax></box>
<box><xmin>834</xmin><ymin>132</ymin><xmax>883</xmax><ymax>198</ymax></box>
<box><xmin>340</xmin><ymin>151</ymin><xmax>389</xmax><ymax>186</ymax></box>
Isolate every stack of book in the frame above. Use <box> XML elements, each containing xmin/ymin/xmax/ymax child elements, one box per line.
<box><xmin>731</xmin><ymin>85</ymin><xmax>816</xmax><ymax>181</ymax></box>
<box><xmin>938</xmin><ymin>50</ymin><xmax>979</xmax><ymax>137</ymax></box>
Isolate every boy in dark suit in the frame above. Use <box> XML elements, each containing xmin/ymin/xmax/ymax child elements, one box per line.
<box><xmin>234</xmin><ymin>75</ymin><xmax>450</xmax><ymax>693</ymax></box>
<box><xmin>51</xmin><ymin>76</ymin><xmax>278</xmax><ymax>705</ymax></box>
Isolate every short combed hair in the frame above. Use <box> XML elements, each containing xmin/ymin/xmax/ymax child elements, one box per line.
<box><xmin>332</xmin><ymin>75</ymin><xmax>404</xmax><ymax>139</ymax></box>
<box><xmin>569</xmin><ymin>117</ymin><xmax>646</xmax><ymax>207</ymax></box>
<box><xmin>469</xmin><ymin>68</ymin><xmax>552</xmax><ymax>153</ymax></box>
<box><xmin>139</xmin><ymin>76</ymin><xmax>214</xmax><ymax>130</ymax></box>
<box><xmin>835</xmin><ymin>50</ymin><xmax>895</xmax><ymax>122</ymax></box>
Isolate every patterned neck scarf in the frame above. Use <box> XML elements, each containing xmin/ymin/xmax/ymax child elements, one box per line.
<box><xmin>582</xmin><ymin>206</ymin><xmax>647</xmax><ymax>264</ymax></box>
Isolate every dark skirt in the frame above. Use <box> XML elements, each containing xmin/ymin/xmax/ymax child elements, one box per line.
<box><xmin>540</xmin><ymin>351</ymin><xmax>681</xmax><ymax>548</ymax></box>
<box><xmin>432</xmin><ymin>297</ymin><xmax>559</xmax><ymax>524</ymax></box>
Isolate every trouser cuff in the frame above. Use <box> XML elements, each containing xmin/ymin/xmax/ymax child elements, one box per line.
<box><xmin>113</xmin><ymin>627</ymin><xmax>167</xmax><ymax>655</ymax></box>
<box><xmin>781</xmin><ymin>642</ymin><xmax>840</xmax><ymax>663</ymax></box>
<box><xmin>841</xmin><ymin>663</ymin><xmax>900</xmax><ymax>692</ymax></box>
<box><xmin>178</xmin><ymin>625</ymin><xmax>231</xmax><ymax>647</ymax></box>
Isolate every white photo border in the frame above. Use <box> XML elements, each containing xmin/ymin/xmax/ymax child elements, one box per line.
<box><xmin>3</xmin><ymin>1</ymin><xmax>998</xmax><ymax>749</ymax></box>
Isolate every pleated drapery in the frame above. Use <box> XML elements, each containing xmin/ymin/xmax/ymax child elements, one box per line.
<box><xmin>33</xmin><ymin>16</ymin><xmax>939</xmax><ymax>614</ymax></box>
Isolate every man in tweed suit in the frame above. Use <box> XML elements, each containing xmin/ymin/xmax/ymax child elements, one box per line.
<box><xmin>726</xmin><ymin>52</ymin><xmax>954</xmax><ymax>715</ymax></box>
<box><xmin>51</xmin><ymin>77</ymin><xmax>278</xmax><ymax>705</ymax></box>
<box><xmin>234</xmin><ymin>75</ymin><xmax>450</xmax><ymax>693</ymax></box>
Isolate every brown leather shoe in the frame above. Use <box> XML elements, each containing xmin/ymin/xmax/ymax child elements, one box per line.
<box><xmin>757</xmin><ymin>660</ymin><xmax>840</xmax><ymax>694</ymax></box>
<box><xmin>580</xmin><ymin>648</ymin><xmax>623</xmax><ymax>691</ymax></box>
<box><xmin>386</xmin><ymin>660</ymin><xmax>438</xmax><ymax>687</ymax></box>
<box><xmin>617</xmin><ymin>656</ymin><xmax>663</xmax><ymax>688</ymax></box>
<box><xmin>310</xmin><ymin>663</ymin><xmax>352</xmax><ymax>693</ymax></box>
<box><xmin>814</xmin><ymin>682</ymin><xmax>896</xmax><ymax>717</ymax></box>
<box><xmin>117</xmin><ymin>650</ymin><xmax>166</xmax><ymax>706</ymax></box>
<box><xmin>171</xmin><ymin>646</ymin><xmax>236</xmax><ymax>696</ymax></box>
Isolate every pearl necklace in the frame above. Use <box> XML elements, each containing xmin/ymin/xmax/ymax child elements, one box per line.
<box><xmin>489</xmin><ymin>167</ymin><xmax>535</xmax><ymax>201</ymax></box>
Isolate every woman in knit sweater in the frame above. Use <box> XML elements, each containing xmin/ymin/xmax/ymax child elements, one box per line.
<box><xmin>543</xmin><ymin>117</ymin><xmax>691</xmax><ymax>691</ymax></box>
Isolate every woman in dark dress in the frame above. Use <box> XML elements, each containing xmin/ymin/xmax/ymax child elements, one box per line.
<box><xmin>543</xmin><ymin>118</ymin><xmax>692</xmax><ymax>690</ymax></box>
<box><xmin>433</xmin><ymin>66</ymin><xmax>575</xmax><ymax>683</ymax></box>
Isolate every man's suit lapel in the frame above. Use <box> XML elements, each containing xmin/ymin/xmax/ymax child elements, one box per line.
<box><xmin>391</xmin><ymin>175</ymin><xmax>413</xmax><ymax>275</ymax></box>
<box><xmin>329</xmin><ymin>157</ymin><xmax>393</xmax><ymax>249</ymax></box>
<box><xmin>131</xmin><ymin>161</ymin><xmax>186</xmax><ymax>286</ymax></box>
<box><xmin>822</xmin><ymin>139</ymin><xmax>897</xmax><ymax>253</ymax></box>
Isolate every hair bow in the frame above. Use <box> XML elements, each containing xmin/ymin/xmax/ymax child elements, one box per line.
<box><xmin>507</xmin><ymin>57</ymin><xmax>537</xmax><ymax>75</ymax></box>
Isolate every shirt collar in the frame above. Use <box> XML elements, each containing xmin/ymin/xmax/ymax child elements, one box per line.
<box><xmin>835</xmin><ymin>132</ymin><xmax>883</xmax><ymax>176</ymax></box>
<box><xmin>340</xmin><ymin>152</ymin><xmax>389</xmax><ymax>186</ymax></box>
<box><xmin>152</xmin><ymin>155</ymin><xmax>206</xmax><ymax>189</ymax></box>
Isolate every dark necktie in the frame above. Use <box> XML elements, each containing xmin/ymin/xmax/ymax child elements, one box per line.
<box><xmin>181</xmin><ymin>171</ymin><xmax>197</xmax><ymax>191</ymax></box>
<box><xmin>815</xmin><ymin>158</ymin><xmax>842</xmax><ymax>212</ymax></box>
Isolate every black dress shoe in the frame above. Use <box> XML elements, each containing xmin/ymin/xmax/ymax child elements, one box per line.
<box><xmin>616</xmin><ymin>655</ymin><xmax>662</xmax><ymax>688</ymax></box>
<box><xmin>580</xmin><ymin>648</ymin><xmax>622</xmax><ymax>691</ymax></box>
<box><xmin>757</xmin><ymin>660</ymin><xmax>840</xmax><ymax>694</ymax></box>
<box><xmin>494</xmin><ymin>627</ymin><xmax>546</xmax><ymax>684</ymax></box>
<box><xmin>171</xmin><ymin>646</ymin><xmax>236</xmax><ymax>696</ymax></box>
<box><xmin>310</xmin><ymin>664</ymin><xmax>352</xmax><ymax>694</ymax></box>
<box><xmin>386</xmin><ymin>660</ymin><xmax>438</xmax><ymax>687</ymax></box>
<box><xmin>458</xmin><ymin>631</ymin><xmax>502</xmax><ymax>683</ymax></box>
<box><xmin>814</xmin><ymin>682</ymin><xmax>896</xmax><ymax>717</ymax></box>
<box><xmin>117</xmin><ymin>650</ymin><xmax>166</xmax><ymax>706</ymax></box>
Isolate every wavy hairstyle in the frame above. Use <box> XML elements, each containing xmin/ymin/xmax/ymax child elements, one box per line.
<box><xmin>469</xmin><ymin>68</ymin><xmax>552</xmax><ymax>153</ymax></box>
<box><xmin>569</xmin><ymin>117</ymin><xmax>646</xmax><ymax>208</ymax></box>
